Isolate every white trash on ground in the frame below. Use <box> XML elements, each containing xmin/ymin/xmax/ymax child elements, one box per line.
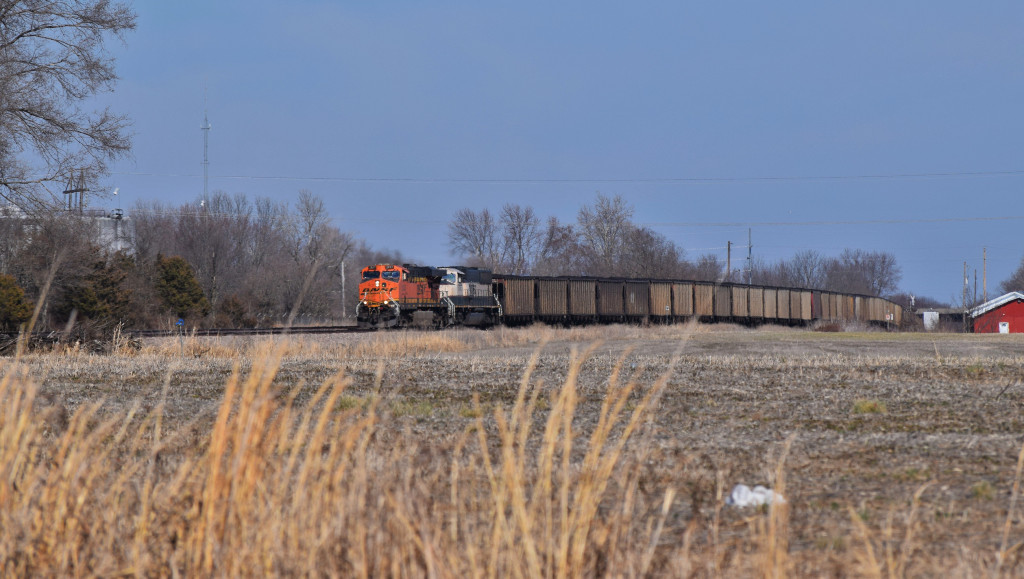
<box><xmin>725</xmin><ymin>484</ymin><xmax>786</xmax><ymax>507</ymax></box>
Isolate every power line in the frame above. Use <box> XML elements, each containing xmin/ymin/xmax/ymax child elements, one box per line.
<box><xmin>109</xmin><ymin>168</ymin><xmax>1024</xmax><ymax>185</ymax></box>
<box><xmin>120</xmin><ymin>206</ymin><xmax>1024</xmax><ymax>229</ymax></box>
<box><xmin>645</xmin><ymin>215</ymin><xmax>1024</xmax><ymax>228</ymax></box>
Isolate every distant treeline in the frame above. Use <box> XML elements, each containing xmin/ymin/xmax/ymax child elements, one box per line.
<box><xmin>0</xmin><ymin>191</ymin><xmax>400</xmax><ymax>333</ymax></box>
<box><xmin>448</xmin><ymin>193</ymin><xmax>909</xmax><ymax>298</ymax></box>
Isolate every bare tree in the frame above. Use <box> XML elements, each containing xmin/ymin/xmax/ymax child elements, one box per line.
<box><xmin>1000</xmin><ymin>256</ymin><xmax>1024</xmax><ymax>294</ymax></box>
<box><xmin>690</xmin><ymin>253</ymin><xmax>724</xmax><ymax>282</ymax></box>
<box><xmin>500</xmin><ymin>204</ymin><xmax>540</xmax><ymax>274</ymax></box>
<box><xmin>824</xmin><ymin>249</ymin><xmax>902</xmax><ymax>296</ymax></box>
<box><xmin>447</xmin><ymin>208</ymin><xmax>501</xmax><ymax>269</ymax></box>
<box><xmin>789</xmin><ymin>249</ymin><xmax>827</xmax><ymax>289</ymax></box>
<box><xmin>621</xmin><ymin>226</ymin><xmax>686</xmax><ymax>279</ymax></box>
<box><xmin>0</xmin><ymin>1</ymin><xmax>136</xmax><ymax>211</ymax></box>
<box><xmin>576</xmin><ymin>193</ymin><xmax>633</xmax><ymax>275</ymax></box>
<box><xmin>533</xmin><ymin>216</ymin><xmax>583</xmax><ymax>276</ymax></box>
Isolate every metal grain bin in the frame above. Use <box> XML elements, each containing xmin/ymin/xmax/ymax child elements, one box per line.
<box><xmin>597</xmin><ymin>280</ymin><xmax>624</xmax><ymax>318</ymax></box>
<box><xmin>763</xmin><ymin>288</ymin><xmax>778</xmax><ymax>319</ymax></box>
<box><xmin>714</xmin><ymin>286</ymin><xmax>731</xmax><ymax>318</ymax></box>
<box><xmin>536</xmin><ymin>278</ymin><xmax>568</xmax><ymax>319</ymax></box>
<box><xmin>624</xmin><ymin>281</ymin><xmax>650</xmax><ymax>318</ymax></box>
<box><xmin>567</xmin><ymin>278</ymin><xmax>597</xmax><ymax>319</ymax></box>
<box><xmin>731</xmin><ymin>286</ymin><xmax>748</xmax><ymax>317</ymax></box>
<box><xmin>777</xmin><ymin>289</ymin><xmax>791</xmax><ymax>320</ymax></box>
<box><xmin>649</xmin><ymin>281</ymin><xmax>672</xmax><ymax>319</ymax></box>
<box><xmin>672</xmin><ymin>283</ymin><xmax>694</xmax><ymax>316</ymax></box>
<box><xmin>800</xmin><ymin>291</ymin><xmax>812</xmax><ymax>321</ymax></box>
<box><xmin>496</xmin><ymin>276</ymin><xmax>535</xmax><ymax>319</ymax></box>
<box><xmin>748</xmin><ymin>287</ymin><xmax>764</xmax><ymax>318</ymax></box>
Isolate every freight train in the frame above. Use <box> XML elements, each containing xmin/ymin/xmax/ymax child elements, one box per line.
<box><xmin>356</xmin><ymin>264</ymin><xmax>904</xmax><ymax>330</ymax></box>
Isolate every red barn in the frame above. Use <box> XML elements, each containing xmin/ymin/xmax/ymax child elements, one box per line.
<box><xmin>971</xmin><ymin>292</ymin><xmax>1024</xmax><ymax>333</ymax></box>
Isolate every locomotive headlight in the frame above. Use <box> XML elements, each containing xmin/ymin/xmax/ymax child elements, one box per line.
<box><xmin>375</xmin><ymin>280</ymin><xmax>380</xmax><ymax>287</ymax></box>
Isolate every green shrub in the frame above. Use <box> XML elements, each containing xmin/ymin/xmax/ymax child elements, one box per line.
<box><xmin>0</xmin><ymin>274</ymin><xmax>33</xmax><ymax>331</ymax></box>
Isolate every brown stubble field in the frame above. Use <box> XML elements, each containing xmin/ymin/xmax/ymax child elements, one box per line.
<box><xmin>3</xmin><ymin>323</ymin><xmax>1024</xmax><ymax>576</ymax></box>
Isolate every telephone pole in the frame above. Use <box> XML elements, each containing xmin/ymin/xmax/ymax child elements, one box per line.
<box><xmin>746</xmin><ymin>228</ymin><xmax>752</xmax><ymax>285</ymax></box>
<box><xmin>726</xmin><ymin>241</ymin><xmax>732</xmax><ymax>282</ymax></box>
<box><xmin>201</xmin><ymin>90</ymin><xmax>211</xmax><ymax>208</ymax></box>
<box><xmin>963</xmin><ymin>261</ymin><xmax>969</xmax><ymax>333</ymax></box>
<box><xmin>983</xmin><ymin>247</ymin><xmax>987</xmax><ymax>302</ymax></box>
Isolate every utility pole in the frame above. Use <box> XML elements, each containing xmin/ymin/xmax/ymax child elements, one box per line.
<box><xmin>963</xmin><ymin>261</ymin><xmax>969</xmax><ymax>333</ymax></box>
<box><xmin>983</xmin><ymin>247</ymin><xmax>987</xmax><ymax>302</ymax></box>
<box><xmin>747</xmin><ymin>228</ymin><xmax>752</xmax><ymax>285</ymax></box>
<box><xmin>201</xmin><ymin>89</ymin><xmax>211</xmax><ymax>208</ymax></box>
<box><xmin>726</xmin><ymin>241</ymin><xmax>732</xmax><ymax>282</ymax></box>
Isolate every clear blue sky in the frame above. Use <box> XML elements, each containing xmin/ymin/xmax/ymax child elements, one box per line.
<box><xmin>102</xmin><ymin>1</ymin><xmax>1024</xmax><ymax>303</ymax></box>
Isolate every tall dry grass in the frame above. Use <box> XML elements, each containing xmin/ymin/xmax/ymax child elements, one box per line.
<box><xmin>0</xmin><ymin>342</ymin><xmax>702</xmax><ymax>576</ymax></box>
<box><xmin>2</xmin><ymin>337</ymin><xmax>1024</xmax><ymax>576</ymax></box>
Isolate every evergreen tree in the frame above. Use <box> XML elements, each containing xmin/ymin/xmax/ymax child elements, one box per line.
<box><xmin>155</xmin><ymin>255</ymin><xmax>211</xmax><ymax>319</ymax></box>
<box><xmin>0</xmin><ymin>275</ymin><xmax>34</xmax><ymax>332</ymax></box>
<box><xmin>56</xmin><ymin>250</ymin><xmax>134</xmax><ymax>323</ymax></box>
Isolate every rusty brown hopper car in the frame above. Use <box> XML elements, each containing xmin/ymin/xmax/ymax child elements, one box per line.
<box><xmin>800</xmin><ymin>291</ymin><xmax>812</xmax><ymax>321</ymax></box>
<box><xmin>597</xmin><ymin>281</ymin><xmax>624</xmax><ymax>320</ymax></box>
<box><xmin>777</xmin><ymin>289</ymin><xmax>791</xmax><ymax>320</ymax></box>
<box><xmin>496</xmin><ymin>276</ymin><xmax>535</xmax><ymax>320</ymax></box>
<box><xmin>714</xmin><ymin>286</ymin><xmax>731</xmax><ymax>318</ymax></box>
<box><xmin>672</xmin><ymin>283</ymin><xmax>693</xmax><ymax>316</ymax></box>
<box><xmin>649</xmin><ymin>282</ymin><xmax>672</xmax><ymax>319</ymax></box>
<box><xmin>694</xmin><ymin>284</ymin><xmax>714</xmax><ymax>317</ymax></box>
<box><xmin>567</xmin><ymin>278</ymin><xmax>597</xmax><ymax>320</ymax></box>
<box><xmin>731</xmin><ymin>286</ymin><xmax>748</xmax><ymax>318</ymax></box>
<box><xmin>624</xmin><ymin>281</ymin><xmax>650</xmax><ymax>318</ymax></box>
<box><xmin>537</xmin><ymin>278</ymin><xmax>568</xmax><ymax>321</ymax></box>
<box><xmin>749</xmin><ymin>287</ymin><xmax>764</xmax><ymax>319</ymax></box>
<box><xmin>763</xmin><ymin>288</ymin><xmax>778</xmax><ymax>319</ymax></box>
<box><xmin>789</xmin><ymin>290</ymin><xmax>802</xmax><ymax>321</ymax></box>
<box><xmin>818</xmin><ymin>293</ymin><xmax>829</xmax><ymax>320</ymax></box>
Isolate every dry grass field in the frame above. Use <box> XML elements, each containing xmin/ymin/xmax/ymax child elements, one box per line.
<box><xmin>2</xmin><ymin>323</ymin><xmax>1024</xmax><ymax>576</ymax></box>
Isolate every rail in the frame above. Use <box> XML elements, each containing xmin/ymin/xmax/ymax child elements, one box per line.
<box><xmin>128</xmin><ymin>325</ymin><xmax>374</xmax><ymax>338</ymax></box>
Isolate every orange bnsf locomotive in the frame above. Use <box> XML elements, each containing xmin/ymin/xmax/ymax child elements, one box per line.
<box><xmin>356</xmin><ymin>264</ymin><xmax>502</xmax><ymax>329</ymax></box>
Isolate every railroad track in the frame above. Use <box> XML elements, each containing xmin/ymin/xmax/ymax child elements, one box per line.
<box><xmin>128</xmin><ymin>325</ymin><xmax>374</xmax><ymax>338</ymax></box>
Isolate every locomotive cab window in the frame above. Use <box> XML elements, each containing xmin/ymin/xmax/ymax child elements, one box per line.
<box><xmin>382</xmin><ymin>271</ymin><xmax>400</xmax><ymax>281</ymax></box>
<box><xmin>362</xmin><ymin>270</ymin><xmax>380</xmax><ymax>280</ymax></box>
<box><xmin>442</xmin><ymin>273</ymin><xmax>459</xmax><ymax>285</ymax></box>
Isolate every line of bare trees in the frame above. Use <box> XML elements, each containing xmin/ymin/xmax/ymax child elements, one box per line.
<box><xmin>749</xmin><ymin>248</ymin><xmax>903</xmax><ymax>296</ymax></box>
<box><xmin>448</xmin><ymin>194</ymin><xmax>904</xmax><ymax>298</ymax></box>
<box><xmin>0</xmin><ymin>190</ymin><xmax>401</xmax><ymax>331</ymax></box>
<box><xmin>449</xmin><ymin>194</ymin><xmax>699</xmax><ymax>279</ymax></box>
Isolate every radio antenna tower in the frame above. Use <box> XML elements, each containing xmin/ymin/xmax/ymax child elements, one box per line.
<box><xmin>201</xmin><ymin>88</ymin><xmax>211</xmax><ymax>208</ymax></box>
